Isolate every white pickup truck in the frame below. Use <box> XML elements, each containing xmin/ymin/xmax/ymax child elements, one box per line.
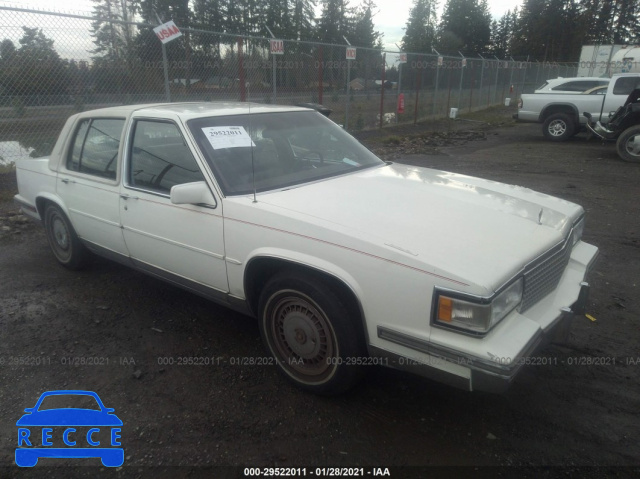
<box><xmin>515</xmin><ymin>73</ymin><xmax>640</xmax><ymax>141</ymax></box>
<box><xmin>14</xmin><ymin>102</ymin><xmax>599</xmax><ymax>395</ymax></box>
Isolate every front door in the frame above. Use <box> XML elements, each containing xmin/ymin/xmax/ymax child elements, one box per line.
<box><xmin>119</xmin><ymin>118</ymin><xmax>228</xmax><ymax>295</ymax></box>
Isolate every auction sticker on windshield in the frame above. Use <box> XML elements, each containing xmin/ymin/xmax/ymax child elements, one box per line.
<box><xmin>201</xmin><ymin>126</ymin><xmax>255</xmax><ymax>150</ymax></box>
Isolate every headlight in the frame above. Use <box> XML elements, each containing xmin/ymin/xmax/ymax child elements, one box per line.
<box><xmin>572</xmin><ymin>217</ymin><xmax>584</xmax><ymax>246</ymax></box>
<box><xmin>434</xmin><ymin>278</ymin><xmax>523</xmax><ymax>335</ymax></box>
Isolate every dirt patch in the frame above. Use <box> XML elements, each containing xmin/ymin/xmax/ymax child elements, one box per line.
<box><xmin>369</xmin><ymin>130</ymin><xmax>491</xmax><ymax>158</ymax></box>
<box><xmin>1</xmin><ymin>105</ymin><xmax>639</xmax><ymax>475</ymax></box>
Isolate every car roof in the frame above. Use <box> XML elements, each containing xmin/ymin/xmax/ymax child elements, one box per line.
<box><xmin>76</xmin><ymin>102</ymin><xmax>311</xmax><ymax>120</ymax></box>
<box><xmin>542</xmin><ymin>77</ymin><xmax>610</xmax><ymax>85</ymax></box>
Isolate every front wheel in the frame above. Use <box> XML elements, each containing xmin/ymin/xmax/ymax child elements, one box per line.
<box><xmin>542</xmin><ymin>113</ymin><xmax>575</xmax><ymax>141</ymax></box>
<box><xmin>258</xmin><ymin>271</ymin><xmax>365</xmax><ymax>395</ymax></box>
<box><xmin>44</xmin><ymin>203</ymin><xmax>89</xmax><ymax>270</ymax></box>
<box><xmin>616</xmin><ymin>125</ymin><xmax>640</xmax><ymax>162</ymax></box>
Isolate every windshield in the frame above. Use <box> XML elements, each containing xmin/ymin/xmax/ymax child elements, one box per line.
<box><xmin>38</xmin><ymin>394</ymin><xmax>101</xmax><ymax>411</ymax></box>
<box><xmin>188</xmin><ymin>111</ymin><xmax>384</xmax><ymax>196</ymax></box>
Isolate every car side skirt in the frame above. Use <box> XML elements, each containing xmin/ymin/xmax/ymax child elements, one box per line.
<box><xmin>81</xmin><ymin>240</ymin><xmax>253</xmax><ymax>317</ymax></box>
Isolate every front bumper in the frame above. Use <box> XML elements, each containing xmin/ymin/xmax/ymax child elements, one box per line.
<box><xmin>373</xmin><ymin>282</ymin><xmax>592</xmax><ymax>394</ymax></box>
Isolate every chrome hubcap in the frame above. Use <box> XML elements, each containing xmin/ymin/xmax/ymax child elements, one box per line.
<box><xmin>270</xmin><ymin>295</ymin><xmax>336</xmax><ymax>379</ymax></box>
<box><xmin>52</xmin><ymin>217</ymin><xmax>69</xmax><ymax>250</ymax></box>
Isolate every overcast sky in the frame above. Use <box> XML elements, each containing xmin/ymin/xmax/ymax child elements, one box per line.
<box><xmin>2</xmin><ymin>0</ymin><xmax>522</xmax><ymax>58</ymax></box>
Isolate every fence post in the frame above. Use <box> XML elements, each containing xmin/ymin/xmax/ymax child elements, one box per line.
<box><xmin>446</xmin><ymin>67</ymin><xmax>452</xmax><ymax>116</ymax></box>
<box><xmin>457</xmin><ymin>51</ymin><xmax>465</xmax><ymax>109</ymax></box>
<box><xmin>379</xmin><ymin>52</ymin><xmax>386</xmax><ymax>128</ymax></box>
<box><xmin>318</xmin><ymin>47</ymin><xmax>323</xmax><ymax>104</ymax></box>
<box><xmin>344</xmin><ymin>39</ymin><xmax>353</xmax><ymax>130</ymax></box>
<box><xmin>469</xmin><ymin>61</ymin><xmax>475</xmax><ymax>112</ymax></box>
<box><xmin>433</xmin><ymin>49</ymin><xmax>442</xmax><ymax>117</ymax></box>
<box><xmin>493</xmin><ymin>56</ymin><xmax>500</xmax><ymax>105</ymax></box>
<box><xmin>508</xmin><ymin>56</ymin><xmax>515</xmax><ymax>98</ymax></box>
<box><xmin>265</xmin><ymin>26</ymin><xmax>277</xmax><ymax>104</ymax></box>
<box><xmin>414</xmin><ymin>67</ymin><xmax>421</xmax><ymax>124</ymax></box>
<box><xmin>238</xmin><ymin>37</ymin><xmax>246</xmax><ymax>102</ymax></box>
<box><xmin>519</xmin><ymin>56</ymin><xmax>529</xmax><ymax>98</ymax></box>
<box><xmin>478</xmin><ymin>54</ymin><xmax>485</xmax><ymax>110</ymax></box>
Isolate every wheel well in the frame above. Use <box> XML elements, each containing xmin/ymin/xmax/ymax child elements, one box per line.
<box><xmin>244</xmin><ymin>257</ymin><xmax>368</xmax><ymax>346</ymax></box>
<box><xmin>541</xmin><ymin>106</ymin><xmax>578</xmax><ymax>122</ymax></box>
<box><xmin>35</xmin><ymin>197</ymin><xmax>51</xmax><ymax>219</ymax></box>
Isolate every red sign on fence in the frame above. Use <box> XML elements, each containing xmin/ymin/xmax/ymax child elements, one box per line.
<box><xmin>153</xmin><ymin>21</ymin><xmax>182</xmax><ymax>44</ymax></box>
<box><xmin>397</xmin><ymin>93</ymin><xmax>405</xmax><ymax>114</ymax></box>
<box><xmin>270</xmin><ymin>39</ymin><xmax>284</xmax><ymax>55</ymax></box>
<box><xmin>346</xmin><ymin>47</ymin><xmax>357</xmax><ymax>60</ymax></box>
<box><xmin>398</xmin><ymin>53</ymin><xmax>407</xmax><ymax>64</ymax></box>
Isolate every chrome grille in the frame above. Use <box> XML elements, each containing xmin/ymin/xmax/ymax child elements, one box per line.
<box><xmin>520</xmin><ymin>232</ymin><xmax>573</xmax><ymax>312</ymax></box>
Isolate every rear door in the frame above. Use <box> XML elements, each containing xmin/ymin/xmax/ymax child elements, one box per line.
<box><xmin>119</xmin><ymin>117</ymin><xmax>228</xmax><ymax>295</ymax></box>
<box><xmin>57</xmin><ymin>117</ymin><xmax>129</xmax><ymax>257</ymax></box>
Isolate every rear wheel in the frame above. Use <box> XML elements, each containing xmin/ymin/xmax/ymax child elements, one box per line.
<box><xmin>258</xmin><ymin>270</ymin><xmax>365</xmax><ymax>395</ymax></box>
<box><xmin>44</xmin><ymin>203</ymin><xmax>88</xmax><ymax>270</ymax></box>
<box><xmin>542</xmin><ymin>113</ymin><xmax>575</xmax><ymax>141</ymax></box>
<box><xmin>616</xmin><ymin>125</ymin><xmax>640</xmax><ymax>162</ymax></box>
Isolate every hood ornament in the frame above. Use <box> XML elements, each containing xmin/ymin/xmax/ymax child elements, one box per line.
<box><xmin>538</xmin><ymin>208</ymin><xmax>543</xmax><ymax>225</ymax></box>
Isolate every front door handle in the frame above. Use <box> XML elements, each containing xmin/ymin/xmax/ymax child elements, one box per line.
<box><xmin>120</xmin><ymin>194</ymin><xmax>138</xmax><ymax>200</ymax></box>
<box><xmin>60</xmin><ymin>178</ymin><xmax>75</xmax><ymax>184</ymax></box>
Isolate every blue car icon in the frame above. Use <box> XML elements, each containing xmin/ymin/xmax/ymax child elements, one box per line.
<box><xmin>16</xmin><ymin>390</ymin><xmax>123</xmax><ymax>467</ymax></box>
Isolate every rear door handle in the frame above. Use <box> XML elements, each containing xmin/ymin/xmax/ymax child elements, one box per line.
<box><xmin>120</xmin><ymin>194</ymin><xmax>138</xmax><ymax>200</ymax></box>
<box><xmin>60</xmin><ymin>178</ymin><xmax>75</xmax><ymax>184</ymax></box>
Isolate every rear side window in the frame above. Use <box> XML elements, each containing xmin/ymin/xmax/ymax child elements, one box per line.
<box><xmin>128</xmin><ymin>120</ymin><xmax>205</xmax><ymax>195</ymax></box>
<box><xmin>551</xmin><ymin>80</ymin><xmax>606</xmax><ymax>92</ymax></box>
<box><xmin>613</xmin><ymin>77</ymin><xmax>640</xmax><ymax>95</ymax></box>
<box><xmin>67</xmin><ymin>118</ymin><xmax>125</xmax><ymax>179</ymax></box>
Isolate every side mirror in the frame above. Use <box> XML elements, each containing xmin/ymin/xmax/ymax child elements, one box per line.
<box><xmin>170</xmin><ymin>181</ymin><xmax>216</xmax><ymax>208</ymax></box>
<box><xmin>24</xmin><ymin>408</ymin><xmax>34</xmax><ymax>413</ymax></box>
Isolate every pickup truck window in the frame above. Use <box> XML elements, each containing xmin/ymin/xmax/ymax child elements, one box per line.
<box><xmin>613</xmin><ymin>77</ymin><xmax>640</xmax><ymax>95</ymax></box>
<box><xmin>67</xmin><ymin>118</ymin><xmax>125</xmax><ymax>179</ymax></box>
<box><xmin>551</xmin><ymin>80</ymin><xmax>607</xmax><ymax>92</ymax></box>
<box><xmin>128</xmin><ymin>120</ymin><xmax>205</xmax><ymax>195</ymax></box>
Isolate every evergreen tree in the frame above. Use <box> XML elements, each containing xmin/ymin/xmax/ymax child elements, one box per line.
<box><xmin>352</xmin><ymin>0</ymin><xmax>381</xmax><ymax>48</ymax></box>
<box><xmin>490</xmin><ymin>8</ymin><xmax>517</xmax><ymax>58</ymax></box>
<box><xmin>316</xmin><ymin>0</ymin><xmax>351</xmax><ymax>44</ymax></box>
<box><xmin>401</xmin><ymin>0</ymin><xmax>437</xmax><ymax>53</ymax></box>
<box><xmin>90</xmin><ymin>0</ymin><xmax>136</xmax><ymax>63</ymax></box>
<box><xmin>438</xmin><ymin>0</ymin><xmax>491</xmax><ymax>53</ymax></box>
<box><xmin>1</xmin><ymin>27</ymin><xmax>69</xmax><ymax>96</ymax></box>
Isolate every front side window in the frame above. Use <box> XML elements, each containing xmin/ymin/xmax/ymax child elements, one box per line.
<box><xmin>188</xmin><ymin>111</ymin><xmax>384</xmax><ymax>196</ymax></box>
<box><xmin>128</xmin><ymin>120</ymin><xmax>205</xmax><ymax>194</ymax></box>
<box><xmin>67</xmin><ymin>118</ymin><xmax>125</xmax><ymax>179</ymax></box>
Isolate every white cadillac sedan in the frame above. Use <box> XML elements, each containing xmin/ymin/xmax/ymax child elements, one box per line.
<box><xmin>14</xmin><ymin>103</ymin><xmax>599</xmax><ymax>394</ymax></box>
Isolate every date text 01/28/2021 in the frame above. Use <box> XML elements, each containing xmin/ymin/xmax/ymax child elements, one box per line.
<box><xmin>243</xmin><ymin>467</ymin><xmax>391</xmax><ymax>476</ymax></box>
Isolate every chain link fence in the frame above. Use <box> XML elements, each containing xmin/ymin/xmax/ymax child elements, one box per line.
<box><xmin>0</xmin><ymin>4</ymin><xmax>579</xmax><ymax>165</ymax></box>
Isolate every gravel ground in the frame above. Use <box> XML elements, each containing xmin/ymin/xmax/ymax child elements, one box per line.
<box><xmin>0</xmin><ymin>106</ymin><xmax>639</xmax><ymax>478</ymax></box>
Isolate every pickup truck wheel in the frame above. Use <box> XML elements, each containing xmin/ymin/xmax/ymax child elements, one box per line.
<box><xmin>543</xmin><ymin>113</ymin><xmax>575</xmax><ymax>141</ymax></box>
<box><xmin>616</xmin><ymin>125</ymin><xmax>640</xmax><ymax>162</ymax></box>
<box><xmin>258</xmin><ymin>271</ymin><xmax>365</xmax><ymax>395</ymax></box>
<box><xmin>44</xmin><ymin>204</ymin><xmax>88</xmax><ymax>270</ymax></box>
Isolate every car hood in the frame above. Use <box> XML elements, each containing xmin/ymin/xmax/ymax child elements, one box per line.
<box><xmin>16</xmin><ymin>409</ymin><xmax>123</xmax><ymax>426</ymax></box>
<box><xmin>256</xmin><ymin>163</ymin><xmax>583</xmax><ymax>293</ymax></box>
